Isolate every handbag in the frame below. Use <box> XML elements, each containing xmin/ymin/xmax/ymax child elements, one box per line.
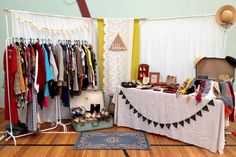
<box><xmin>166</xmin><ymin>75</ymin><xmax>177</xmax><ymax>85</ymax></box>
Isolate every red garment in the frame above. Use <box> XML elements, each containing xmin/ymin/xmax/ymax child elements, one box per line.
<box><xmin>35</xmin><ymin>43</ymin><xmax>46</xmax><ymax>90</ymax></box>
<box><xmin>3</xmin><ymin>45</ymin><xmax>19</xmax><ymax>124</ymax></box>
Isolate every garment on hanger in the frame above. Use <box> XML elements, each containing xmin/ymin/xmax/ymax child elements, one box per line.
<box><xmin>3</xmin><ymin>45</ymin><xmax>19</xmax><ymax>124</ymax></box>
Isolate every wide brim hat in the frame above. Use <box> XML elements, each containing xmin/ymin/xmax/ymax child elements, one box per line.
<box><xmin>216</xmin><ymin>5</ymin><xmax>236</xmax><ymax>25</ymax></box>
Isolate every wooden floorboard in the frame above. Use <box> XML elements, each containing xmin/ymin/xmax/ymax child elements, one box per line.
<box><xmin>0</xmin><ymin>108</ymin><xmax>236</xmax><ymax>157</ymax></box>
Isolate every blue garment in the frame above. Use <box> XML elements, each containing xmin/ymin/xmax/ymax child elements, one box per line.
<box><xmin>42</xmin><ymin>44</ymin><xmax>54</xmax><ymax>96</ymax></box>
<box><xmin>219</xmin><ymin>82</ymin><xmax>233</xmax><ymax>108</ymax></box>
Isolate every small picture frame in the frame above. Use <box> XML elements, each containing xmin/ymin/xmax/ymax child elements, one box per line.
<box><xmin>149</xmin><ymin>72</ymin><xmax>160</xmax><ymax>84</ymax></box>
<box><xmin>142</xmin><ymin>77</ymin><xmax>150</xmax><ymax>85</ymax></box>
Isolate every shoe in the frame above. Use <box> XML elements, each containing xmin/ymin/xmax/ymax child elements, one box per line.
<box><xmin>85</xmin><ymin>112</ymin><xmax>92</xmax><ymax>118</ymax></box>
<box><xmin>79</xmin><ymin>117</ymin><xmax>87</xmax><ymax>123</ymax></box>
<box><xmin>92</xmin><ymin>112</ymin><xmax>96</xmax><ymax>118</ymax></box>
<box><xmin>95</xmin><ymin>104</ymin><xmax>100</xmax><ymax>113</ymax></box>
<box><xmin>95</xmin><ymin>113</ymin><xmax>101</xmax><ymax>119</ymax></box>
<box><xmin>101</xmin><ymin>108</ymin><xmax>105</xmax><ymax>115</ymax></box>
<box><xmin>104</xmin><ymin>111</ymin><xmax>109</xmax><ymax>116</ymax></box>
<box><xmin>90</xmin><ymin>104</ymin><xmax>95</xmax><ymax>114</ymax></box>
<box><xmin>74</xmin><ymin>117</ymin><xmax>80</xmax><ymax>123</ymax></box>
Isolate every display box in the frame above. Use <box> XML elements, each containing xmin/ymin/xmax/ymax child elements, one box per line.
<box><xmin>195</xmin><ymin>57</ymin><xmax>235</xmax><ymax>81</ymax></box>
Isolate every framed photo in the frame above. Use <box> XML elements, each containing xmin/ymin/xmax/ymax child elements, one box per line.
<box><xmin>142</xmin><ymin>77</ymin><xmax>150</xmax><ymax>85</ymax></box>
<box><xmin>149</xmin><ymin>72</ymin><xmax>160</xmax><ymax>84</ymax></box>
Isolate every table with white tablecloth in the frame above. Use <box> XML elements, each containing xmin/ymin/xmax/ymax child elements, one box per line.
<box><xmin>114</xmin><ymin>86</ymin><xmax>225</xmax><ymax>153</ymax></box>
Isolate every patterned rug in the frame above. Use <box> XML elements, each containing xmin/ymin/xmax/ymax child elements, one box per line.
<box><xmin>74</xmin><ymin>132</ymin><xmax>150</xmax><ymax>150</ymax></box>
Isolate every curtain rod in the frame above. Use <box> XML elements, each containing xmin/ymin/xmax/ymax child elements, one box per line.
<box><xmin>147</xmin><ymin>14</ymin><xmax>215</xmax><ymax>21</ymax></box>
<box><xmin>3</xmin><ymin>8</ymin><xmax>95</xmax><ymax>20</ymax></box>
<box><xmin>3</xmin><ymin>8</ymin><xmax>148</xmax><ymax>20</ymax></box>
<box><xmin>3</xmin><ymin>8</ymin><xmax>214</xmax><ymax>21</ymax></box>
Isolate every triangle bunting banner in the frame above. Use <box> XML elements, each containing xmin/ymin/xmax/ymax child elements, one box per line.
<box><xmin>147</xmin><ymin>119</ymin><xmax>152</xmax><ymax>125</ymax></box>
<box><xmin>185</xmin><ymin>118</ymin><xmax>190</xmax><ymax>124</ymax></box>
<box><xmin>172</xmin><ymin>122</ymin><xmax>178</xmax><ymax>128</ymax></box>
<box><xmin>137</xmin><ymin>113</ymin><xmax>142</xmax><ymax>118</ymax></box>
<box><xmin>208</xmin><ymin>100</ymin><xmax>215</xmax><ymax>106</ymax></box>
<box><xmin>191</xmin><ymin>115</ymin><xmax>196</xmax><ymax>121</ymax></box>
<box><xmin>196</xmin><ymin>111</ymin><xmax>202</xmax><ymax>117</ymax></box>
<box><xmin>129</xmin><ymin>104</ymin><xmax>133</xmax><ymax>109</ymax></box>
<box><xmin>133</xmin><ymin>109</ymin><xmax>138</xmax><ymax>114</ymax></box>
<box><xmin>143</xmin><ymin>117</ymin><xmax>147</xmax><ymax>122</ymax></box>
<box><xmin>179</xmin><ymin>121</ymin><xmax>184</xmax><ymax>127</ymax></box>
<box><xmin>166</xmin><ymin>123</ymin><xmax>171</xmax><ymax>129</ymax></box>
<box><xmin>153</xmin><ymin>122</ymin><xmax>158</xmax><ymax>127</ymax></box>
<box><xmin>124</xmin><ymin>94</ymin><xmax>212</xmax><ymax>130</ymax></box>
<box><xmin>202</xmin><ymin>105</ymin><xmax>209</xmax><ymax>112</ymax></box>
<box><xmin>160</xmin><ymin>123</ymin><xmax>165</xmax><ymax>129</ymax></box>
<box><xmin>122</xmin><ymin>95</ymin><xmax>126</xmax><ymax>99</ymax></box>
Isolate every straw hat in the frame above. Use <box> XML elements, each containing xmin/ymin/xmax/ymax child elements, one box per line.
<box><xmin>216</xmin><ymin>5</ymin><xmax>236</xmax><ymax>25</ymax></box>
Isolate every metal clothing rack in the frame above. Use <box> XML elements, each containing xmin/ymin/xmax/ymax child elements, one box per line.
<box><xmin>4</xmin><ymin>36</ymin><xmax>71</xmax><ymax>145</ymax></box>
<box><xmin>4</xmin><ymin>10</ymin><xmax>71</xmax><ymax>145</ymax></box>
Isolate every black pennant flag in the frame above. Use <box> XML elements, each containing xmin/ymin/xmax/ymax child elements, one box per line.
<box><xmin>172</xmin><ymin>122</ymin><xmax>178</xmax><ymax>128</ymax></box>
<box><xmin>191</xmin><ymin>115</ymin><xmax>196</xmax><ymax>121</ymax></box>
<box><xmin>153</xmin><ymin>122</ymin><xmax>158</xmax><ymax>127</ymax></box>
<box><xmin>147</xmin><ymin>119</ymin><xmax>152</xmax><ymax>125</ymax></box>
<box><xmin>202</xmin><ymin>105</ymin><xmax>209</xmax><ymax>112</ymax></box>
<box><xmin>208</xmin><ymin>100</ymin><xmax>215</xmax><ymax>106</ymax></box>
<box><xmin>129</xmin><ymin>105</ymin><xmax>133</xmax><ymax>110</ymax></box>
<box><xmin>179</xmin><ymin>121</ymin><xmax>184</xmax><ymax>127</ymax></box>
<box><xmin>185</xmin><ymin>118</ymin><xmax>190</xmax><ymax>124</ymax></box>
<box><xmin>119</xmin><ymin>90</ymin><xmax>123</xmax><ymax>95</ymax></box>
<box><xmin>160</xmin><ymin>123</ymin><xmax>165</xmax><ymax>129</ymax></box>
<box><xmin>133</xmin><ymin>109</ymin><xmax>138</xmax><ymax>114</ymax></box>
<box><xmin>125</xmin><ymin>100</ymin><xmax>130</xmax><ymax>104</ymax></box>
<box><xmin>196</xmin><ymin>111</ymin><xmax>202</xmax><ymax>117</ymax></box>
<box><xmin>138</xmin><ymin>113</ymin><xmax>142</xmax><ymax>118</ymax></box>
<box><xmin>122</xmin><ymin>95</ymin><xmax>126</xmax><ymax>99</ymax></box>
<box><xmin>166</xmin><ymin>123</ymin><xmax>171</xmax><ymax>129</ymax></box>
<box><xmin>143</xmin><ymin>117</ymin><xmax>147</xmax><ymax>122</ymax></box>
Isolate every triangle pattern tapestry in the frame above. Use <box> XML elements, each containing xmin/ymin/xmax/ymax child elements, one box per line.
<box><xmin>109</xmin><ymin>33</ymin><xmax>127</xmax><ymax>51</ymax></box>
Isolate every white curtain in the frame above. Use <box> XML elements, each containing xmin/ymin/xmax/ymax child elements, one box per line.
<box><xmin>11</xmin><ymin>12</ymin><xmax>98</xmax><ymax>47</ymax></box>
<box><xmin>140</xmin><ymin>16</ymin><xmax>225</xmax><ymax>83</ymax></box>
<box><xmin>11</xmin><ymin>11</ymin><xmax>98</xmax><ymax>122</ymax></box>
<box><xmin>103</xmin><ymin>18</ymin><xmax>134</xmax><ymax>103</ymax></box>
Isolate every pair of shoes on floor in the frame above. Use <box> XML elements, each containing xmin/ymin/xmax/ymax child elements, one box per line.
<box><xmin>74</xmin><ymin>117</ymin><xmax>87</xmax><ymax>123</ymax></box>
<box><xmin>85</xmin><ymin>112</ymin><xmax>97</xmax><ymax>121</ymax></box>
<box><xmin>90</xmin><ymin>104</ymin><xmax>100</xmax><ymax>114</ymax></box>
<box><xmin>99</xmin><ymin>108</ymin><xmax>110</xmax><ymax>120</ymax></box>
<box><xmin>91</xmin><ymin>112</ymin><xmax>101</xmax><ymax>119</ymax></box>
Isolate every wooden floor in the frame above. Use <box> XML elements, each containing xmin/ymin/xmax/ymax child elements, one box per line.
<box><xmin>0</xmin><ymin>108</ymin><xmax>236</xmax><ymax>157</ymax></box>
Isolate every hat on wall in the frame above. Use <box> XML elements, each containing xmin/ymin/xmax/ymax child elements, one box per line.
<box><xmin>216</xmin><ymin>5</ymin><xmax>236</xmax><ymax>26</ymax></box>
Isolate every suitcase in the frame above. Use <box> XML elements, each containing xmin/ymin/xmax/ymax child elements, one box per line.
<box><xmin>196</xmin><ymin>57</ymin><xmax>235</xmax><ymax>81</ymax></box>
<box><xmin>72</xmin><ymin>118</ymin><xmax>113</xmax><ymax>132</ymax></box>
<box><xmin>70</xmin><ymin>90</ymin><xmax>113</xmax><ymax>132</ymax></box>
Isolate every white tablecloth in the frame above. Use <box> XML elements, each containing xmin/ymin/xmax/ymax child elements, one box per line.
<box><xmin>114</xmin><ymin>86</ymin><xmax>225</xmax><ymax>153</ymax></box>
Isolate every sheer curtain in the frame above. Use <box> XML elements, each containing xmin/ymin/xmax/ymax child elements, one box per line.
<box><xmin>140</xmin><ymin>16</ymin><xmax>225</xmax><ymax>83</ymax></box>
<box><xmin>103</xmin><ymin>18</ymin><xmax>134</xmax><ymax>103</ymax></box>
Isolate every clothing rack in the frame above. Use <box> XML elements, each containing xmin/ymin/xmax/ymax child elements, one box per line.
<box><xmin>4</xmin><ymin>36</ymin><xmax>72</xmax><ymax>145</ymax></box>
